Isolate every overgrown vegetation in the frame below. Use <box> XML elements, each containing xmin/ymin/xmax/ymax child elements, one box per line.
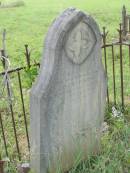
<box><xmin>1</xmin><ymin>106</ymin><xmax>130</xmax><ymax>173</ymax></box>
<box><xmin>68</xmin><ymin>108</ymin><xmax>130</xmax><ymax>173</ymax></box>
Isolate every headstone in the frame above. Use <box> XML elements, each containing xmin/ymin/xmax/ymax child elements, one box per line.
<box><xmin>30</xmin><ymin>8</ymin><xmax>107</xmax><ymax>173</ymax></box>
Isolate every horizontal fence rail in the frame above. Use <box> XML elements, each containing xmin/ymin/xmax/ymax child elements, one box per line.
<box><xmin>0</xmin><ymin>24</ymin><xmax>130</xmax><ymax>164</ymax></box>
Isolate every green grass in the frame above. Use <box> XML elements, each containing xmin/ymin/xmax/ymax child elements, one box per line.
<box><xmin>0</xmin><ymin>0</ymin><xmax>130</xmax><ymax>67</ymax></box>
<box><xmin>0</xmin><ymin>0</ymin><xmax>130</xmax><ymax>172</ymax></box>
<box><xmin>68</xmin><ymin>113</ymin><xmax>130</xmax><ymax>173</ymax></box>
<box><xmin>1</xmin><ymin>107</ymin><xmax>130</xmax><ymax>173</ymax></box>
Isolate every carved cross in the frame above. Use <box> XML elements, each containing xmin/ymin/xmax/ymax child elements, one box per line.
<box><xmin>68</xmin><ymin>30</ymin><xmax>88</xmax><ymax>59</ymax></box>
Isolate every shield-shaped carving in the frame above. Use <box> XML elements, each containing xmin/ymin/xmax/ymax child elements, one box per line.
<box><xmin>64</xmin><ymin>22</ymin><xmax>96</xmax><ymax>64</ymax></box>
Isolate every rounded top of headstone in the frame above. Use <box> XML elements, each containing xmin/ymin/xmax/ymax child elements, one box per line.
<box><xmin>31</xmin><ymin>8</ymin><xmax>101</xmax><ymax>97</ymax></box>
<box><xmin>44</xmin><ymin>8</ymin><xmax>101</xmax><ymax>50</ymax></box>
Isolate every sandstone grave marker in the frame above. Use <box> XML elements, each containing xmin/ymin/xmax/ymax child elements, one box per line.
<box><xmin>30</xmin><ymin>8</ymin><xmax>107</xmax><ymax>173</ymax></box>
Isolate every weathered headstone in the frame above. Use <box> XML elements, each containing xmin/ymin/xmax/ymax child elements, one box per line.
<box><xmin>30</xmin><ymin>8</ymin><xmax>107</xmax><ymax>173</ymax></box>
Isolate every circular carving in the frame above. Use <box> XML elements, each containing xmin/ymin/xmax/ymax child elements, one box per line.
<box><xmin>64</xmin><ymin>22</ymin><xmax>96</xmax><ymax>64</ymax></box>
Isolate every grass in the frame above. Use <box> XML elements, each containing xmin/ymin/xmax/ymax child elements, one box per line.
<box><xmin>0</xmin><ymin>0</ymin><xmax>130</xmax><ymax>67</ymax></box>
<box><xmin>68</xmin><ymin>112</ymin><xmax>130</xmax><ymax>173</ymax></box>
<box><xmin>0</xmin><ymin>0</ymin><xmax>130</xmax><ymax>172</ymax></box>
<box><xmin>1</xmin><ymin>107</ymin><xmax>130</xmax><ymax>173</ymax></box>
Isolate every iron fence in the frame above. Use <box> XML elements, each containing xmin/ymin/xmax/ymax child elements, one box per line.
<box><xmin>0</xmin><ymin>45</ymin><xmax>40</xmax><ymax>164</ymax></box>
<box><xmin>0</xmin><ymin>24</ymin><xmax>130</xmax><ymax>164</ymax></box>
<box><xmin>102</xmin><ymin>24</ymin><xmax>130</xmax><ymax>110</ymax></box>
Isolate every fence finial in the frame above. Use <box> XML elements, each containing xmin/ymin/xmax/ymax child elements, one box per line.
<box><xmin>122</xmin><ymin>5</ymin><xmax>127</xmax><ymax>39</ymax></box>
<box><xmin>24</xmin><ymin>44</ymin><xmax>31</xmax><ymax>68</ymax></box>
<box><xmin>122</xmin><ymin>5</ymin><xmax>126</xmax><ymax>13</ymax></box>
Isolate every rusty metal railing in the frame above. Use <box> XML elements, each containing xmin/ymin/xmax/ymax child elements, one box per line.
<box><xmin>102</xmin><ymin>24</ymin><xmax>130</xmax><ymax>110</ymax></box>
<box><xmin>0</xmin><ymin>45</ymin><xmax>40</xmax><ymax>164</ymax></box>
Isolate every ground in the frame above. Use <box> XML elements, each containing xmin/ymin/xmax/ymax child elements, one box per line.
<box><xmin>0</xmin><ymin>0</ymin><xmax>130</xmax><ymax>172</ymax></box>
<box><xmin>0</xmin><ymin>0</ymin><xmax>130</xmax><ymax>67</ymax></box>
